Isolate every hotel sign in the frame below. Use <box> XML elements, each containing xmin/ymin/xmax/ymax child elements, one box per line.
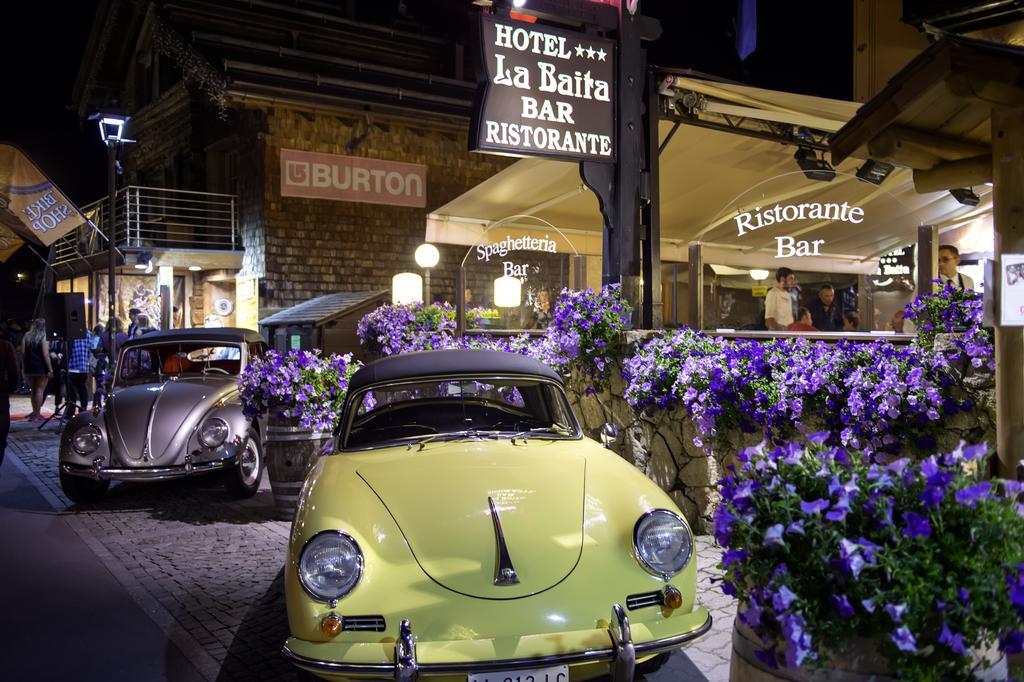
<box><xmin>472</xmin><ymin>15</ymin><xmax>616</xmax><ymax>163</ymax></box>
<box><xmin>280</xmin><ymin>149</ymin><xmax>427</xmax><ymax>208</ymax></box>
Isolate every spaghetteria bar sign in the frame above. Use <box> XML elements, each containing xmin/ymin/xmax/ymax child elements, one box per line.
<box><xmin>472</xmin><ymin>14</ymin><xmax>616</xmax><ymax>163</ymax></box>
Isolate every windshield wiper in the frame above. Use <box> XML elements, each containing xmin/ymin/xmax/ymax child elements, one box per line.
<box><xmin>510</xmin><ymin>423</ymin><xmax>574</xmax><ymax>445</ymax></box>
<box><xmin>405</xmin><ymin>429</ymin><xmax>499</xmax><ymax>451</ymax></box>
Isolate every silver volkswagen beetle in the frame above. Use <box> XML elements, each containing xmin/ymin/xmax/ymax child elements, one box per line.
<box><xmin>58</xmin><ymin>328</ymin><xmax>268</xmax><ymax>503</ymax></box>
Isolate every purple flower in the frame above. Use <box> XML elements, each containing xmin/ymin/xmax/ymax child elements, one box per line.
<box><xmin>781</xmin><ymin>612</ymin><xmax>814</xmax><ymax>668</ymax></box>
<box><xmin>838</xmin><ymin>539</ymin><xmax>866</xmax><ymax>578</ymax></box>
<box><xmin>861</xmin><ymin>598</ymin><xmax>876</xmax><ymax>613</ymax></box>
<box><xmin>806</xmin><ymin>431</ymin><xmax>830</xmax><ymax>444</ymax></box>
<box><xmin>772</xmin><ymin>584</ymin><xmax>797</xmax><ymax>613</ymax></box>
<box><xmin>963</xmin><ymin>443</ymin><xmax>988</xmax><ymax>461</ymax></box>
<box><xmin>884</xmin><ymin>603</ymin><xmax>907</xmax><ymax>623</ymax></box>
<box><xmin>1003</xmin><ymin>480</ymin><xmax>1024</xmax><ymax>498</ymax></box>
<box><xmin>1000</xmin><ymin>630</ymin><xmax>1024</xmax><ymax>654</ymax></box>
<box><xmin>714</xmin><ymin>507</ymin><xmax>737</xmax><ymax>546</ymax></box>
<box><xmin>722</xmin><ymin>549</ymin><xmax>748</xmax><ymax>570</ymax></box>
<box><xmin>955</xmin><ymin>482</ymin><xmax>991</xmax><ymax>508</ymax></box>
<box><xmin>1007</xmin><ymin>566</ymin><xmax>1024</xmax><ymax>612</ymax></box>
<box><xmin>891</xmin><ymin>627</ymin><xmax>917</xmax><ymax>653</ymax></box>
<box><xmin>939</xmin><ymin>623</ymin><xmax>967</xmax><ymax>655</ymax></box>
<box><xmin>826</xmin><ymin>496</ymin><xmax>851</xmax><ymax>523</ymax></box>
<box><xmin>901</xmin><ymin>512</ymin><xmax>931</xmax><ymax>539</ymax></box>
<box><xmin>800</xmin><ymin>498</ymin><xmax>829</xmax><ymax>515</ymax></box>
<box><xmin>829</xmin><ymin>594</ymin><xmax>855</xmax><ymax>618</ymax></box>
<box><xmin>786</xmin><ymin>520</ymin><xmax>805</xmax><ymax>535</ymax></box>
<box><xmin>763</xmin><ymin>524</ymin><xmax>785</xmax><ymax>548</ymax></box>
<box><xmin>738</xmin><ymin>596</ymin><xmax>763</xmax><ymax>628</ymax></box>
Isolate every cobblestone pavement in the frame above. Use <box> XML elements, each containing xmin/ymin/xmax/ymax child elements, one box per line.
<box><xmin>6</xmin><ymin>405</ymin><xmax>734</xmax><ymax>682</ymax></box>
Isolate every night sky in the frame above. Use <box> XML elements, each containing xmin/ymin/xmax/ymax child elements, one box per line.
<box><xmin>0</xmin><ymin>0</ymin><xmax>853</xmax><ymax>315</ymax></box>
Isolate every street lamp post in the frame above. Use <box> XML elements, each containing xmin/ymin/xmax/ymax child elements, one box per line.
<box><xmin>414</xmin><ymin>243</ymin><xmax>440</xmax><ymax>304</ymax></box>
<box><xmin>96</xmin><ymin>115</ymin><xmax>130</xmax><ymax>395</ymax></box>
<box><xmin>106</xmin><ymin>140</ymin><xmax>116</xmax><ymax>364</ymax></box>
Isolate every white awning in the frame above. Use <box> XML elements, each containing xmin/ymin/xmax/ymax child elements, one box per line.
<box><xmin>427</xmin><ymin>78</ymin><xmax>993</xmax><ymax>274</ymax></box>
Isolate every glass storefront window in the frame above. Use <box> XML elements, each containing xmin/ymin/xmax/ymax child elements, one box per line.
<box><xmin>458</xmin><ymin>219</ymin><xmax>583</xmax><ymax>333</ymax></box>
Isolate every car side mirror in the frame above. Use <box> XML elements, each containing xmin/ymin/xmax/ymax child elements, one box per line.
<box><xmin>600</xmin><ymin>423</ymin><xmax>619</xmax><ymax>449</ymax></box>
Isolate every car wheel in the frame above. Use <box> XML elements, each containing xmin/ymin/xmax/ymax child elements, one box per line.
<box><xmin>59</xmin><ymin>471</ymin><xmax>110</xmax><ymax>504</ymax></box>
<box><xmin>225</xmin><ymin>428</ymin><xmax>262</xmax><ymax>499</ymax></box>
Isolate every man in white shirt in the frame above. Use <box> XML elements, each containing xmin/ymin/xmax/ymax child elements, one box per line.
<box><xmin>938</xmin><ymin>245</ymin><xmax>975</xmax><ymax>290</ymax></box>
<box><xmin>765</xmin><ymin>267</ymin><xmax>795</xmax><ymax>330</ymax></box>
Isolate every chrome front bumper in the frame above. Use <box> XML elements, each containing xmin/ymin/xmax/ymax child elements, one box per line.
<box><xmin>282</xmin><ymin>605</ymin><xmax>712</xmax><ymax>681</ymax></box>
<box><xmin>61</xmin><ymin>456</ymin><xmax>234</xmax><ymax>482</ymax></box>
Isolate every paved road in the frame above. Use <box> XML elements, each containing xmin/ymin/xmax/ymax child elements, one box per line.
<box><xmin>1</xmin><ymin>407</ymin><xmax>735</xmax><ymax>681</ymax></box>
<box><xmin>0</xmin><ymin>451</ymin><xmax>206</xmax><ymax>681</ymax></box>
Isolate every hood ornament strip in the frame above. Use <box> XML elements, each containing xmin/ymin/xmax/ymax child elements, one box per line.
<box><xmin>488</xmin><ymin>496</ymin><xmax>520</xmax><ymax>586</ymax></box>
<box><xmin>142</xmin><ymin>383</ymin><xmax>168</xmax><ymax>461</ymax></box>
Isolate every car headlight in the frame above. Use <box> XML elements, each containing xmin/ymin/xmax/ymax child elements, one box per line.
<box><xmin>198</xmin><ymin>417</ymin><xmax>229</xmax><ymax>448</ymax></box>
<box><xmin>633</xmin><ymin>509</ymin><xmax>693</xmax><ymax>578</ymax></box>
<box><xmin>298</xmin><ymin>531</ymin><xmax>363</xmax><ymax>602</ymax></box>
<box><xmin>72</xmin><ymin>425</ymin><xmax>102</xmax><ymax>455</ymax></box>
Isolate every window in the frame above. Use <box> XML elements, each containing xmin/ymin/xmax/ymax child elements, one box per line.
<box><xmin>344</xmin><ymin>376</ymin><xmax>579</xmax><ymax>449</ymax></box>
<box><xmin>116</xmin><ymin>343</ymin><xmax>243</xmax><ymax>385</ymax></box>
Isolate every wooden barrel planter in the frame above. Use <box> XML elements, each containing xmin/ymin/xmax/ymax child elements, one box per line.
<box><xmin>265</xmin><ymin>420</ymin><xmax>332</xmax><ymax>520</ymax></box>
<box><xmin>731</xmin><ymin>621</ymin><xmax>1006</xmax><ymax>681</ymax></box>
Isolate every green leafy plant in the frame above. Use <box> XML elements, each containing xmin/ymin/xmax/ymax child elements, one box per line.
<box><xmin>716</xmin><ymin>435</ymin><xmax>1024</xmax><ymax>680</ymax></box>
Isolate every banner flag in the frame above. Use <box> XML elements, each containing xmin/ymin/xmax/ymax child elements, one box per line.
<box><xmin>0</xmin><ymin>143</ymin><xmax>87</xmax><ymax>246</ymax></box>
<box><xmin>0</xmin><ymin>224</ymin><xmax>24</xmax><ymax>262</ymax></box>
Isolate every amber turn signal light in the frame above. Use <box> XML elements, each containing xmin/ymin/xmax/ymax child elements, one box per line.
<box><xmin>320</xmin><ymin>613</ymin><xmax>343</xmax><ymax>637</ymax></box>
<box><xmin>662</xmin><ymin>586</ymin><xmax>683</xmax><ymax>610</ymax></box>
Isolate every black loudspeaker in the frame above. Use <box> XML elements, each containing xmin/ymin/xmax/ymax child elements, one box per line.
<box><xmin>44</xmin><ymin>293</ymin><xmax>86</xmax><ymax>341</ymax></box>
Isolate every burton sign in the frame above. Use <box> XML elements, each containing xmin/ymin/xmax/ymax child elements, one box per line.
<box><xmin>472</xmin><ymin>14</ymin><xmax>616</xmax><ymax>163</ymax></box>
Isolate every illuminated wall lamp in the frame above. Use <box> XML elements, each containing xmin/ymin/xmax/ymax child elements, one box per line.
<box><xmin>414</xmin><ymin>243</ymin><xmax>440</xmax><ymax>304</ymax></box>
<box><xmin>750</xmin><ymin>269</ymin><xmax>770</xmax><ymax>281</ymax></box>
<box><xmin>494</xmin><ymin>275</ymin><xmax>522</xmax><ymax>308</ymax></box>
<box><xmin>392</xmin><ymin>272</ymin><xmax>423</xmax><ymax>305</ymax></box>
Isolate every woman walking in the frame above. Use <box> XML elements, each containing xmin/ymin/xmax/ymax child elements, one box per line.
<box><xmin>20</xmin><ymin>319</ymin><xmax>52</xmax><ymax>421</ymax></box>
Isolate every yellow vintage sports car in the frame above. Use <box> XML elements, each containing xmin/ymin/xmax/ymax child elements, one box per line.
<box><xmin>283</xmin><ymin>349</ymin><xmax>710</xmax><ymax>681</ymax></box>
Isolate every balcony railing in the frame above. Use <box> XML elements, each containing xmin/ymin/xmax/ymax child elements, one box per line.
<box><xmin>54</xmin><ymin>186</ymin><xmax>240</xmax><ymax>266</ymax></box>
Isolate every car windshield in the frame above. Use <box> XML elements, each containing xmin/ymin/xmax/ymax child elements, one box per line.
<box><xmin>116</xmin><ymin>343</ymin><xmax>242</xmax><ymax>386</ymax></box>
<box><xmin>342</xmin><ymin>376</ymin><xmax>580</xmax><ymax>450</ymax></box>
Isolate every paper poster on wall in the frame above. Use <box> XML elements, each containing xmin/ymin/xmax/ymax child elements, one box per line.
<box><xmin>235</xmin><ymin>275</ymin><xmax>259</xmax><ymax>331</ymax></box>
<box><xmin>1001</xmin><ymin>254</ymin><xmax>1024</xmax><ymax>326</ymax></box>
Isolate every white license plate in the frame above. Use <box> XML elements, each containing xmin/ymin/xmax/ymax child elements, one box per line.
<box><xmin>468</xmin><ymin>664</ymin><xmax>569</xmax><ymax>682</ymax></box>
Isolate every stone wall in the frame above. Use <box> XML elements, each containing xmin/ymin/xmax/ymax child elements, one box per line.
<box><xmin>251</xmin><ymin>107</ymin><xmax>514</xmax><ymax>310</ymax></box>
<box><xmin>565</xmin><ymin>332</ymin><xmax>997</xmax><ymax>534</ymax></box>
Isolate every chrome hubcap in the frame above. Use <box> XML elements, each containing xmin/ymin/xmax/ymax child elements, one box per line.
<box><xmin>240</xmin><ymin>440</ymin><xmax>259</xmax><ymax>486</ymax></box>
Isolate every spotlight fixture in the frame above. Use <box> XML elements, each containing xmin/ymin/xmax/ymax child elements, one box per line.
<box><xmin>793</xmin><ymin>147</ymin><xmax>835</xmax><ymax>182</ymax></box>
<box><xmin>855</xmin><ymin>159</ymin><xmax>894</xmax><ymax>186</ymax></box>
<box><xmin>949</xmin><ymin>188</ymin><xmax>980</xmax><ymax>207</ymax></box>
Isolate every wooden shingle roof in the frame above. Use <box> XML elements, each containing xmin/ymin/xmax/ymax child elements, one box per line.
<box><xmin>260</xmin><ymin>290</ymin><xmax>388</xmax><ymax>327</ymax></box>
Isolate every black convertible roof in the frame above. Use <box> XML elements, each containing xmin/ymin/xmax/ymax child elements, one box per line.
<box><xmin>120</xmin><ymin>327</ymin><xmax>264</xmax><ymax>349</ymax></box>
<box><xmin>349</xmin><ymin>350</ymin><xmax>562</xmax><ymax>391</ymax></box>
